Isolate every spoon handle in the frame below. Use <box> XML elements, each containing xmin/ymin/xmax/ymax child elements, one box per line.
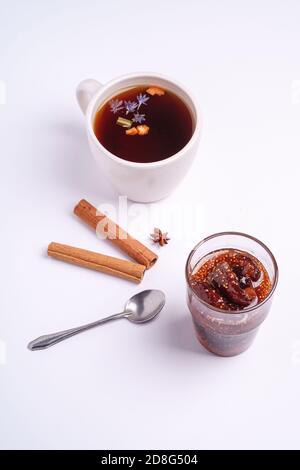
<box><xmin>28</xmin><ymin>312</ymin><xmax>125</xmax><ymax>351</ymax></box>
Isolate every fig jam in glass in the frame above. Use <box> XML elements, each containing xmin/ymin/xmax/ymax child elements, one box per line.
<box><xmin>186</xmin><ymin>232</ymin><xmax>278</xmax><ymax>356</ymax></box>
<box><xmin>93</xmin><ymin>85</ymin><xmax>193</xmax><ymax>163</ymax></box>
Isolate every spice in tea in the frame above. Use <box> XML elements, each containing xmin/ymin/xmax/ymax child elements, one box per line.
<box><xmin>93</xmin><ymin>85</ymin><xmax>193</xmax><ymax>163</ymax></box>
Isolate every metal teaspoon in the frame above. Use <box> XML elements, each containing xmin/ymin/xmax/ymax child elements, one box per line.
<box><xmin>28</xmin><ymin>289</ymin><xmax>165</xmax><ymax>351</ymax></box>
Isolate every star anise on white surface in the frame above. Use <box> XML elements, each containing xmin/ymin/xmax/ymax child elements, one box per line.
<box><xmin>150</xmin><ymin>228</ymin><xmax>170</xmax><ymax>246</ymax></box>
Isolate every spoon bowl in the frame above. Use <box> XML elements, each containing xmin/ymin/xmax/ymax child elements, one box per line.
<box><xmin>125</xmin><ymin>289</ymin><xmax>165</xmax><ymax>323</ymax></box>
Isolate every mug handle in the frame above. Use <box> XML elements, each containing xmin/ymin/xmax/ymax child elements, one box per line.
<box><xmin>76</xmin><ymin>79</ymin><xmax>102</xmax><ymax>114</ymax></box>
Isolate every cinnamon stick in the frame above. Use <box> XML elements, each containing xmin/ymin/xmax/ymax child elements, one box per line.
<box><xmin>74</xmin><ymin>199</ymin><xmax>158</xmax><ymax>269</ymax></box>
<box><xmin>48</xmin><ymin>242</ymin><xmax>145</xmax><ymax>283</ymax></box>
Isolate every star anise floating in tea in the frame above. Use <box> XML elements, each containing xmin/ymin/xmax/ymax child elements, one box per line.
<box><xmin>150</xmin><ymin>228</ymin><xmax>170</xmax><ymax>246</ymax></box>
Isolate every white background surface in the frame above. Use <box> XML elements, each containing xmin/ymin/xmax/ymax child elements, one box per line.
<box><xmin>1</xmin><ymin>0</ymin><xmax>300</xmax><ymax>450</ymax></box>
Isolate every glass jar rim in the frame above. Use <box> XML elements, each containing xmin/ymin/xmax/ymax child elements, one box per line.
<box><xmin>185</xmin><ymin>231</ymin><xmax>279</xmax><ymax>317</ymax></box>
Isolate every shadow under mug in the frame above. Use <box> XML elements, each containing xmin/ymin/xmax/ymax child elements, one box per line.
<box><xmin>76</xmin><ymin>72</ymin><xmax>201</xmax><ymax>202</ymax></box>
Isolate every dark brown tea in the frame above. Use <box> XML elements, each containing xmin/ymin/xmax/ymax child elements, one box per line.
<box><xmin>93</xmin><ymin>85</ymin><xmax>194</xmax><ymax>163</ymax></box>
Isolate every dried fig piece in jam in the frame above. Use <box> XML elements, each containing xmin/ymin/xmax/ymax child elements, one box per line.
<box><xmin>191</xmin><ymin>281</ymin><xmax>238</xmax><ymax>310</ymax></box>
<box><xmin>189</xmin><ymin>249</ymin><xmax>272</xmax><ymax>313</ymax></box>
<box><xmin>208</xmin><ymin>262</ymin><xmax>257</xmax><ymax>307</ymax></box>
<box><xmin>230</xmin><ymin>252</ymin><xmax>261</xmax><ymax>282</ymax></box>
<box><xmin>238</xmin><ymin>275</ymin><xmax>253</xmax><ymax>289</ymax></box>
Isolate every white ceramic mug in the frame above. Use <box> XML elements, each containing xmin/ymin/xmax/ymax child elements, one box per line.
<box><xmin>76</xmin><ymin>72</ymin><xmax>201</xmax><ymax>202</ymax></box>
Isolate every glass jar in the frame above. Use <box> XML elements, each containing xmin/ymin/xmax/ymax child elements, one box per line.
<box><xmin>186</xmin><ymin>232</ymin><xmax>278</xmax><ymax>356</ymax></box>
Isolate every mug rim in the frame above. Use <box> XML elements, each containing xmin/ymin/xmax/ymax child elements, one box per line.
<box><xmin>85</xmin><ymin>71</ymin><xmax>202</xmax><ymax>169</ymax></box>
